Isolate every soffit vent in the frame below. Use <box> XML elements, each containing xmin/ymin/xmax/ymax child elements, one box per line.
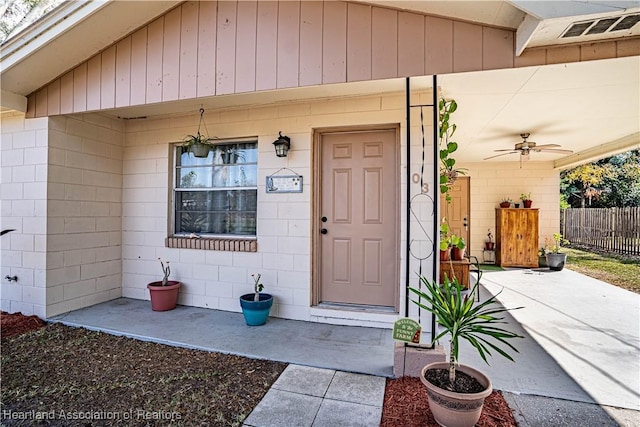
<box><xmin>561</xmin><ymin>14</ymin><xmax>640</xmax><ymax>38</ymax></box>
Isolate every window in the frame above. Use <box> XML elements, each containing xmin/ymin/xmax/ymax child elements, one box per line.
<box><xmin>173</xmin><ymin>141</ymin><xmax>258</xmax><ymax>237</ymax></box>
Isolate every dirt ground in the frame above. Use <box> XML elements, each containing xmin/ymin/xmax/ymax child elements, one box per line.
<box><xmin>1</xmin><ymin>312</ymin><xmax>516</xmax><ymax>426</ymax></box>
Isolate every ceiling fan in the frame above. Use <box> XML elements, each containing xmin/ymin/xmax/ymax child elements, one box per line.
<box><xmin>484</xmin><ymin>133</ymin><xmax>573</xmax><ymax>161</ymax></box>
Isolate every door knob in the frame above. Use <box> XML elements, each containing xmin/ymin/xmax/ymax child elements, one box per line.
<box><xmin>321</xmin><ymin>228</ymin><xmax>328</xmax><ymax>234</ymax></box>
<box><xmin>321</xmin><ymin>216</ymin><xmax>328</xmax><ymax>223</ymax></box>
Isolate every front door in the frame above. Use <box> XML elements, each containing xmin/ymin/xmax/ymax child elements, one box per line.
<box><xmin>440</xmin><ymin>177</ymin><xmax>470</xmax><ymax>248</ymax></box>
<box><xmin>317</xmin><ymin>129</ymin><xmax>398</xmax><ymax>308</ymax></box>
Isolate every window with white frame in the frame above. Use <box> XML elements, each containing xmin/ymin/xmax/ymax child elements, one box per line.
<box><xmin>173</xmin><ymin>140</ymin><xmax>258</xmax><ymax>237</ymax></box>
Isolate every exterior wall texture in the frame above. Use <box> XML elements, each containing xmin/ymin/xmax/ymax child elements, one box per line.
<box><xmin>45</xmin><ymin>115</ymin><xmax>124</xmax><ymax>317</ymax></box>
<box><xmin>0</xmin><ymin>115</ymin><xmax>49</xmax><ymax>317</ymax></box>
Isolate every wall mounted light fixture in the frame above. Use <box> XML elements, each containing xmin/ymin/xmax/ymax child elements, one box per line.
<box><xmin>272</xmin><ymin>132</ymin><xmax>291</xmax><ymax>157</ymax></box>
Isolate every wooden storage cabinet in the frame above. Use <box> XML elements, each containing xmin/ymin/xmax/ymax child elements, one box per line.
<box><xmin>495</xmin><ymin>208</ymin><xmax>539</xmax><ymax>268</ymax></box>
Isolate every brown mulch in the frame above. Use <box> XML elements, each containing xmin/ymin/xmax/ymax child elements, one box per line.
<box><xmin>2</xmin><ymin>312</ymin><xmax>517</xmax><ymax>426</ymax></box>
<box><xmin>381</xmin><ymin>376</ymin><xmax>517</xmax><ymax>427</ymax></box>
<box><xmin>1</xmin><ymin>311</ymin><xmax>46</xmax><ymax>338</ymax></box>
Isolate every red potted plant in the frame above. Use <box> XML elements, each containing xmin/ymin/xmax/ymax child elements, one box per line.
<box><xmin>520</xmin><ymin>192</ymin><xmax>533</xmax><ymax>208</ymax></box>
<box><xmin>499</xmin><ymin>197</ymin><xmax>512</xmax><ymax>208</ymax></box>
<box><xmin>147</xmin><ymin>258</ymin><xmax>181</xmax><ymax>311</ymax></box>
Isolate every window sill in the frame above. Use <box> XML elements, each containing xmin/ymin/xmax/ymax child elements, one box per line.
<box><xmin>165</xmin><ymin>236</ymin><xmax>257</xmax><ymax>252</ymax></box>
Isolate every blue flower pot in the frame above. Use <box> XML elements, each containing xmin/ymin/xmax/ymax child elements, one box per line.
<box><xmin>239</xmin><ymin>293</ymin><xmax>273</xmax><ymax>326</ymax></box>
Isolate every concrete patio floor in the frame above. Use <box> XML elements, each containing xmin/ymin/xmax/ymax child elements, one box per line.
<box><xmin>50</xmin><ymin>267</ymin><xmax>640</xmax><ymax>426</ymax></box>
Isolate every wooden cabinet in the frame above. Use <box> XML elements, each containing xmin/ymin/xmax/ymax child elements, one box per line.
<box><xmin>495</xmin><ymin>208</ymin><xmax>539</xmax><ymax>268</ymax></box>
<box><xmin>440</xmin><ymin>259</ymin><xmax>471</xmax><ymax>288</ymax></box>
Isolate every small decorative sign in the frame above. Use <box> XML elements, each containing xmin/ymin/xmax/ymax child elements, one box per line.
<box><xmin>266</xmin><ymin>175</ymin><xmax>303</xmax><ymax>193</ymax></box>
<box><xmin>393</xmin><ymin>318</ymin><xmax>422</xmax><ymax>343</ymax></box>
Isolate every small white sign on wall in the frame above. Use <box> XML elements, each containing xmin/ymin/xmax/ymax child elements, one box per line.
<box><xmin>266</xmin><ymin>175</ymin><xmax>303</xmax><ymax>193</ymax></box>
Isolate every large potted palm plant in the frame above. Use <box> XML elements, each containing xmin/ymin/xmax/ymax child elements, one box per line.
<box><xmin>409</xmin><ymin>276</ymin><xmax>523</xmax><ymax>427</ymax></box>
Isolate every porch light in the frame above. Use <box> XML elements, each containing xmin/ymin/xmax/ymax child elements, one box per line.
<box><xmin>272</xmin><ymin>132</ymin><xmax>291</xmax><ymax>157</ymax></box>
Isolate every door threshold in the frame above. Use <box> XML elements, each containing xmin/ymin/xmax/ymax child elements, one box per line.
<box><xmin>317</xmin><ymin>302</ymin><xmax>396</xmax><ymax>313</ymax></box>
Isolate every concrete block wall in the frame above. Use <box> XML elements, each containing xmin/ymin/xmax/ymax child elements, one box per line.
<box><xmin>459</xmin><ymin>161</ymin><xmax>561</xmax><ymax>260</ymax></box>
<box><xmin>0</xmin><ymin>115</ymin><xmax>49</xmax><ymax>317</ymax></box>
<box><xmin>45</xmin><ymin>115</ymin><xmax>124</xmax><ymax>317</ymax></box>
<box><xmin>122</xmin><ymin>92</ymin><xmax>409</xmax><ymax>326</ymax></box>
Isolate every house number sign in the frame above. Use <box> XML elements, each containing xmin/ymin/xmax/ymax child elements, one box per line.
<box><xmin>266</xmin><ymin>175</ymin><xmax>303</xmax><ymax>193</ymax></box>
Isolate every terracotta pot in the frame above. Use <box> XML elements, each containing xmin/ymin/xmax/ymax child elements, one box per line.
<box><xmin>421</xmin><ymin>362</ymin><xmax>492</xmax><ymax>427</ymax></box>
<box><xmin>440</xmin><ymin>249</ymin><xmax>451</xmax><ymax>261</ymax></box>
<box><xmin>499</xmin><ymin>202</ymin><xmax>510</xmax><ymax>208</ymax></box>
<box><xmin>523</xmin><ymin>200</ymin><xmax>533</xmax><ymax>208</ymax></box>
<box><xmin>451</xmin><ymin>247</ymin><xmax>466</xmax><ymax>261</ymax></box>
<box><xmin>147</xmin><ymin>281</ymin><xmax>181</xmax><ymax>311</ymax></box>
<box><xmin>484</xmin><ymin>242</ymin><xmax>495</xmax><ymax>250</ymax></box>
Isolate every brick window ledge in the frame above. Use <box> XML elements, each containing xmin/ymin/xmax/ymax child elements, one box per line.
<box><xmin>165</xmin><ymin>236</ymin><xmax>257</xmax><ymax>252</ymax></box>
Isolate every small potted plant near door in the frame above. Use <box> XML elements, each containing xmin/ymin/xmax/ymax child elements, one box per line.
<box><xmin>439</xmin><ymin>220</ymin><xmax>452</xmax><ymax>261</ymax></box>
<box><xmin>147</xmin><ymin>259</ymin><xmax>181</xmax><ymax>311</ymax></box>
<box><xmin>499</xmin><ymin>197</ymin><xmax>512</xmax><ymax>208</ymax></box>
<box><xmin>239</xmin><ymin>273</ymin><xmax>274</xmax><ymax>326</ymax></box>
<box><xmin>520</xmin><ymin>192</ymin><xmax>533</xmax><ymax>208</ymax></box>
<box><xmin>546</xmin><ymin>233</ymin><xmax>570</xmax><ymax>271</ymax></box>
<box><xmin>450</xmin><ymin>235</ymin><xmax>466</xmax><ymax>261</ymax></box>
<box><xmin>409</xmin><ymin>276</ymin><xmax>523</xmax><ymax>427</ymax></box>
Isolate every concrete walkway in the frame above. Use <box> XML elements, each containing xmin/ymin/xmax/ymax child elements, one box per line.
<box><xmin>50</xmin><ymin>267</ymin><xmax>640</xmax><ymax>426</ymax></box>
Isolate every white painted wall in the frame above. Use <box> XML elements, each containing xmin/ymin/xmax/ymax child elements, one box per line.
<box><xmin>459</xmin><ymin>161</ymin><xmax>561</xmax><ymax>260</ymax></box>
<box><xmin>0</xmin><ymin>114</ymin><xmax>49</xmax><ymax>317</ymax></box>
<box><xmin>45</xmin><ymin>114</ymin><xmax>124</xmax><ymax>317</ymax></box>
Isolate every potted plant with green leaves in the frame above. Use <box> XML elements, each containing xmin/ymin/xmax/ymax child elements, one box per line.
<box><xmin>438</xmin><ymin>98</ymin><xmax>467</xmax><ymax>203</ymax></box>
<box><xmin>450</xmin><ymin>234</ymin><xmax>466</xmax><ymax>261</ymax></box>
<box><xmin>183</xmin><ymin>132</ymin><xmax>217</xmax><ymax>158</ymax></box>
<box><xmin>439</xmin><ymin>220</ymin><xmax>452</xmax><ymax>261</ymax></box>
<box><xmin>520</xmin><ymin>192</ymin><xmax>533</xmax><ymax>208</ymax></box>
<box><xmin>409</xmin><ymin>276</ymin><xmax>523</xmax><ymax>427</ymax></box>
<box><xmin>546</xmin><ymin>233</ymin><xmax>570</xmax><ymax>271</ymax></box>
<box><xmin>538</xmin><ymin>246</ymin><xmax>548</xmax><ymax>268</ymax></box>
<box><xmin>147</xmin><ymin>258</ymin><xmax>181</xmax><ymax>311</ymax></box>
<box><xmin>239</xmin><ymin>273</ymin><xmax>274</xmax><ymax>326</ymax></box>
<box><xmin>499</xmin><ymin>197</ymin><xmax>512</xmax><ymax>208</ymax></box>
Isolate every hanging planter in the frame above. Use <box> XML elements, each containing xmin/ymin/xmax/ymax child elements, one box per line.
<box><xmin>182</xmin><ymin>108</ymin><xmax>217</xmax><ymax>158</ymax></box>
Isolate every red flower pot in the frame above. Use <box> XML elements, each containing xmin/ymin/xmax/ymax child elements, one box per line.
<box><xmin>147</xmin><ymin>281</ymin><xmax>181</xmax><ymax>311</ymax></box>
<box><xmin>523</xmin><ymin>200</ymin><xmax>533</xmax><ymax>208</ymax></box>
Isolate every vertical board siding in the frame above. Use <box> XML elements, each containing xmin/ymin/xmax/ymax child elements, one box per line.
<box><xmin>86</xmin><ymin>55</ymin><xmax>101</xmax><ymax>111</ymax></box>
<box><xmin>235</xmin><ymin>1</ymin><xmax>257</xmax><ymax>93</ymax></box>
<box><xmin>115</xmin><ymin>37</ymin><xmax>132</xmax><ymax>108</ymax></box>
<box><xmin>162</xmin><ymin>7</ymin><xmax>181</xmax><ymax>101</ymax></box>
<box><xmin>100</xmin><ymin>45</ymin><xmax>116</xmax><ymax>109</ymax></box>
<box><xmin>347</xmin><ymin>3</ymin><xmax>372</xmax><ymax>82</ymax></box>
<box><xmin>256</xmin><ymin>1</ymin><xmax>278</xmax><ymax>91</ymax></box>
<box><xmin>453</xmin><ymin>21</ymin><xmax>483</xmax><ymax>72</ymax></box>
<box><xmin>372</xmin><ymin>7</ymin><xmax>398</xmax><ymax>79</ymax></box>
<box><xmin>179</xmin><ymin>1</ymin><xmax>199</xmax><ymax>100</ymax></box>
<box><xmin>276</xmin><ymin>1</ymin><xmax>300</xmax><ymax>89</ymax></box>
<box><xmin>398</xmin><ymin>11</ymin><xmax>425</xmax><ymax>77</ymax></box>
<box><xmin>299</xmin><ymin>1</ymin><xmax>323</xmax><ymax>87</ymax></box>
<box><xmin>322</xmin><ymin>1</ymin><xmax>347</xmax><ymax>84</ymax></box>
<box><xmin>60</xmin><ymin>70</ymin><xmax>74</xmax><ymax>114</ymax></box>
<box><xmin>197</xmin><ymin>0</ymin><xmax>217</xmax><ymax>97</ymax></box>
<box><xmin>146</xmin><ymin>17</ymin><xmax>164</xmax><ymax>104</ymax></box>
<box><xmin>425</xmin><ymin>16</ymin><xmax>453</xmax><ymax>75</ymax></box>
<box><xmin>130</xmin><ymin>27</ymin><xmax>147</xmax><ymax>106</ymax></box>
<box><xmin>47</xmin><ymin>79</ymin><xmax>60</xmax><ymax>115</ymax></box>
<box><xmin>30</xmin><ymin>0</ymin><xmax>628</xmax><ymax>118</ymax></box>
<box><xmin>216</xmin><ymin>1</ymin><xmax>237</xmax><ymax>95</ymax></box>
<box><xmin>73</xmin><ymin>63</ymin><xmax>87</xmax><ymax>112</ymax></box>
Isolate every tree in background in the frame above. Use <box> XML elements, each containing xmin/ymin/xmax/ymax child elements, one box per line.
<box><xmin>1</xmin><ymin>0</ymin><xmax>63</xmax><ymax>44</ymax></box>
<box><xmin>561</xmin><ymin>150</ymin><xmax>640</xmax><ymax>208</ymax></box>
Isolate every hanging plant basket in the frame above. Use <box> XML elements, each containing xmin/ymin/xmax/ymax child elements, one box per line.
<box><xmin>190</xmin><ymin>143</ymin><xmax>211</xmax><ymax>158</ymax></box>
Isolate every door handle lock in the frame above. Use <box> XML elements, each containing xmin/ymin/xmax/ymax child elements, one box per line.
<box><xmin>321</xmin><ymin>216</ymin><xmax>328</xmax><ymax>223</ymax></box>
<box><xmin>321</xmin><ymin>228</ymin><xmax>328</xmax><ymax>234</ymax></box>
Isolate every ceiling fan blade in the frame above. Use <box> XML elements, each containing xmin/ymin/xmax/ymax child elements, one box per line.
<box><xmin>537</xmin><ymin>148</ymin><xmax>574</xmax><ymax>154</ymax></box>
<box><xmin>484</xmin><ymin>151</ymin><xmax>518</xmax><ymax>160</ymax></box>
<box><xmin>532</xmin><ymin>144</ymin><xmax>561</xmax><ymax>150</ymax></box>
<box><xmin>493</xmin><ymin>148</ymin><xmax>518</xmax><ymax>152</ymax></box>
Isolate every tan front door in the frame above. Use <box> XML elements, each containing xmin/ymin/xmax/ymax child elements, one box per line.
<box><xmin>317</xmin><ymin>129</ymin><xmax>398</xmax><ymax>308</ymax></box>
<box><xmin>440</xmin><ymin>176</ymin><xmax>470</xmax><ymax>248</ymax></box>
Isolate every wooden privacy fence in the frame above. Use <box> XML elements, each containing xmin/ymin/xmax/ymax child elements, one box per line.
<box><xmin>562</xmin><ymin>207</ymin><xmax>640</xmax><ymax>256</ymax></box>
